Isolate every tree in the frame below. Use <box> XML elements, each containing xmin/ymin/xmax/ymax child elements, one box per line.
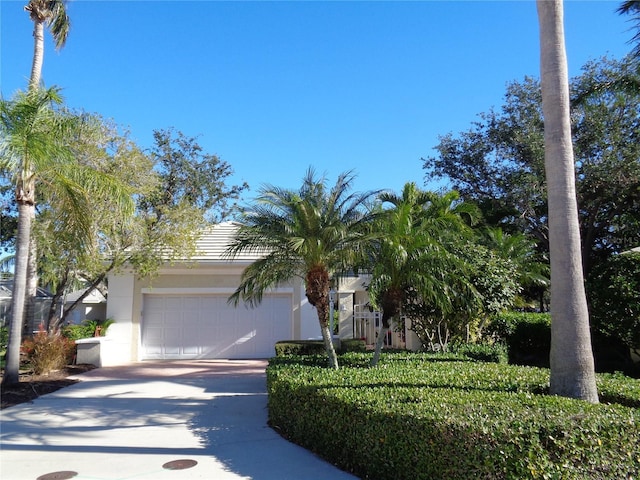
<box><xmin>480</xmin><ymin>228</ymin><xmax>549</xmax><ymax>311</ymax></box>
<box><xmin>140</xmin><ymin>128</ymin><xmax>248</xmax><ymax>223</ymax></box>
<box><xmin>25</xmin><ymin>0</ymin><xmax>70</xmax><ymax>90</ymax></box>
<box><xmin>537</xmin><ymin>0</ymin><xmax>598</xmax><ymax>402</ymax></box>
<box><xmin>365</xmin><ymin>184</ymin><xmax>480</xmax><ymax>366</ymax></box>
<box><xmin>0</xmin><ymin>88</ymin><xmax>132</xmax><ymax>385</ymax></box>
<box><xmin>226</xmin><ymin>168</ymin><xmax>377</xmax><ymax>369</ymax></box>
<box><xmin>424</xmin><ymin>56</ymin><xmax>640</xmax><ymax>277</ymax></box>
<box><xmin>618</xmin><ymin>1</ymin><xmax>640</xmax><ymax>60</ymax></box>
<box><xmin>34</xmin><ymin>126</ymin><xmax>247</xmax><ymax>331</ymax></box>
<box><xmin>22</xmin><ymin>0</ymin><xmax>71</xmax><ymax>340</ymax></box>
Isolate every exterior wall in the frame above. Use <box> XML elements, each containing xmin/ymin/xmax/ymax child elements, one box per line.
<box><xmin>104</xmin><ymin>273</ymin><xmax>135</xmax><ymax>366</ymax></box>
<box><xmin>106</xmin><ymin>263</ymin><xmax>303</xmax><ymax>364</ymax></box>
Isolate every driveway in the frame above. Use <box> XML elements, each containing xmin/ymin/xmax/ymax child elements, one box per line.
<box><xmin>0</xmin><ymin>360</ymin><xmax>359</xmax><ymax>480</ymax></box>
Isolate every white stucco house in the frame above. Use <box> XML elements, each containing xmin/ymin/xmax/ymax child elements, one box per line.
<box><xmin>89</xmin><ymin>222</ymin><xmax>419</xmax><ymax>366</ymax></box>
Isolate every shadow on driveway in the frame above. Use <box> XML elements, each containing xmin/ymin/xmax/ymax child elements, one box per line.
<box><xmin>0</xmin><ymin>360</ymin><xmax>358</xmax><ymax>480</ymax></box>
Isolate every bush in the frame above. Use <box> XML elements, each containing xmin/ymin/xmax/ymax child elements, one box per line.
<box><xmin>267</xmin><ymin>354</ymin><xmax>640</xmax><ymax>480</ymax></box>
<box><xmin>275</xmin><ymin>338</ymin><xmax>367</xmax><ymax>357</ymax></box>
<box><xmin>487</xmin><ymin>312</ymin><xmax>551</xmax><ymax>367</ymax></box>
<box><xmin>275</xmin><ymin>340</ymin><xmax>327</xmax><ymax>357</ymax></box>
<box><xmin>450</xmin><ymin>341</ymin><xmax>508</xmax><ymax>364</ymax></box>
<box><xmin>61</xmin><ymin>319</ymin><xmax>114</xmax><ymax>341</ymax></box>
<box><xmin>0</xmin><ymin>326</ymin><xmax>8</xmax><ymax>355</ymax></box>
<box><xmin>339</xmin><ymin>338</ymin><xmax>367</xmax><ymax>353</ymax></box>
<box><xmin>587</xmin><ymin>252</ymin><xmax>640</xmax><ymax>351</ymax></box>
<box><xmin>22</xmin><ymin>326</ymin><xmax>75</xmax><ymax>375</ymax></box>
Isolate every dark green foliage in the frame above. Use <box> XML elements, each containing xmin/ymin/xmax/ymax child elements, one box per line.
<box><xmin>61</xmin><ymin>319</ymin><xmax>114</xmax><ymax>341</ymax></box>
<box><xmin>450</xmin><ymin>342</ymin><xmax>508</xmax><ymax>364</ymax></box>
<box><xmin>340</xmin><ymin>338</ymin><xmax>367</xmax><ymax>353</ymax></box>
<box><xmin>275</xmin><ymin>338</ymin><xmax>367</xmax><ymax>357</ymax></box>
<box><xmin>267</xmin><ymin>354</ymin><xmax>640</xmax><ymax>480</ymax></box>
<box><xmin>587</xmin><ymin>252</ymin><xmax>640</xmax><ymax>351</ymax></box>
<box><xmin>488</xmin><ymin>312</ymin><xmax>551</xmax><ymax>367</ymax></box>
<box><xmin>274</xmin><ymin>341</ymin><xmax>327</xmax><ymax>356</ymax></box>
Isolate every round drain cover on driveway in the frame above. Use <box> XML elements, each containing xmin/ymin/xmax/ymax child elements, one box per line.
<box><xmin>36</xmin><ymin>472</ymin><xmax>78</xmax><ymax>480</ymax></box>
<box><xmin>162</xmin><ymin>459</ymin><xmax>198</xmax><ymax>470</ymax></box>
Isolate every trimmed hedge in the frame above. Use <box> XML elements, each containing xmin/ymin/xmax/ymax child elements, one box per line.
<box><xmin>275</xmin><ymin>338</ymin><xmax>367</xmax><ymax>357</ymax></box>
<box><xmin>267</xmin><ymin>353</ymin><xmax>640</xmax><ymax>480</ymax></box>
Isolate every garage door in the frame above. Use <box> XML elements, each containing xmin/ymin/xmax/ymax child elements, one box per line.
<box><xmin>141</xmin><ymin>294</ymin><xmax>292</xmax><ymax>360</ymax></box>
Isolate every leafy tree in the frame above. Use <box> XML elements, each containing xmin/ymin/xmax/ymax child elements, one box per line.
<box><xmin>140</xmin><ymin>128</ymin><xmax>248</xmax><ymax>223</ymax></box>
<box><xmin>226</xmin><ymin>168</ymin><xmax>377</xmax><ymax>369</ymax></box>
<box><xmin>0</xmin><ymin>88</ymin><xmax>132</xmax><ymax>385</ymax></box>
<box><xmin>365</xmin><ymin>185</ymin><xmax>480</xmax><ymax>365</ymax></box>
<box><xmin>537</xmin><ymin>0</ymin><xmax>598</xmax><ymax>403</ymax></box>
<box><xmin>35</xmin><ymin>125</ymin><xmax>247</xmax><ymax>331</ymax></box>
<box><xmin>423</xmin><ymin>56</ymin><xmax>640</xmax><ymax>278</ymax></box>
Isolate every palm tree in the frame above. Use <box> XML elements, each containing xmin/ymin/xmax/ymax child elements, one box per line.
<box><xmin>366</xmin><ymin>183</ymin><xmax>480</xmax><ymax>366</ymax></box>
<box><xmin>536</xmin><ymin>0</ymin><xmax>599</xmax><ymax>403</ymax></box>
<box><xmin>22</xmin><ymin>0</ymin><xmax>70</xmax><ymax>341</ymax></box>
<box><xmin>481</xmin><ymin>227</ymin><xmax>550</xmax><ymax>311</ymax></box>
<box><xmin>618</xmin><ymin>1</ymin><xmax>640</xmax><ymax>60</ymax></box>
<box><xmin>25</xmin><ymin>0</ymin><xmax>70</xmax><ymax>90</ymax></box>
<box><xmin>226</xmin><ymin>168</ymin><xmax>377</xmax><ymax>369</ymax></box>
<box><xmin>0</xmin><ymin>87</ymin><xmax>132</xmax><ymax>385</ymax></box>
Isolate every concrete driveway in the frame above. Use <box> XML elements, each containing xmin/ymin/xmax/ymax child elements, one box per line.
<box><xmin>0</xmin><ymin>360</ymin><xmax>359</xmax><ymax>480</ymax></box>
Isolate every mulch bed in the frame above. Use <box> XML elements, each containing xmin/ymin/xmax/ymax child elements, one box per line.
<box><xmin>1</xmin><ymin>364</ymin><xmax>97</xmax><ymax>409</ymax></box>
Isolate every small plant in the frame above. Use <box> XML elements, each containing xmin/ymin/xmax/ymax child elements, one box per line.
<box><xmin>62</xmin><ymin>318</ymin><xmax>114</xmax><ymax>340</ymax></box>
<box><xmin>22</xmin><ymin>324</ymin><xmax>75</xmax><ymax>375</ymax></box>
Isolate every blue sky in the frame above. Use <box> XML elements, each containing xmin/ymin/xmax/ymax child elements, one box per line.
<box><xmin>0</xmin><ymin>0</ymin><xmax>632</xmax><ymax>202</ymax></box>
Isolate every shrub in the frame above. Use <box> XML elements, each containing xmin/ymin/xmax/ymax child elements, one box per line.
<box><xmin>339</xmin><ymin>338</ymin><xmax>366</xmax><ymax>353</ymax></box>
<box><xmin>487</xmin><ymin>312</ymin><xmax>551</xmax><ymax>367</ymax></box>
<box><xmin>275</xmin><ymin>338</ymin><xmax>367</xmax><ymax>357</ymax></box>
<box><xmin>274</xmin><ymin>340</ymin><xmax>327</xmax><ymax>357</ymax></box>
<box><xmin>62</xmin><ymin>318</ymin><xmax>114</xmax><ymax>341</ymax></box>
<box><xmin>450</xmin><ymin>341</ymin><xmax>508</xmax><ymax>364</ymax></box>
<box><xmin>267</xmin><ymin>354</ymin><xmax>640</xmax><ymax>480</ymax></box>
<box><xmin>0</xmin><ymin>326</ymin><xmax>8</xmax><ymax>355</ymax></box>
<box><xmin>22</xmin><ymin>326</ymin><xmax>75</xmax><ymax>375</ymax></box>
<box><xmin>587</xmin><ymin>252</ymin><xmax>640</xmax><ymax>352</ymax></box>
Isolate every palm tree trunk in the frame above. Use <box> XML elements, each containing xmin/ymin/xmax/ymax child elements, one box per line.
<box><xmin>23</xmin><ymin>18</ymin><xmax>45</xmax><ymax>339</ymax></box>
<box><xmin>2</xmin><ymin>201</ymin><xmax>34</xmax><ymax>386</ymax></box>
<box><xmin>537</xmin><ymin>0</ymin><xmax>598</xmax><ymax>403</ymax></box>
<box><xmin>371</xmin><ymin>316</ymin><xmax>392</xmax><ymax>367</ymax></box>
<box><xmin>29</xmin><ymin>20</ymin><xmax>44</xmax><ymax>90</ymax></box>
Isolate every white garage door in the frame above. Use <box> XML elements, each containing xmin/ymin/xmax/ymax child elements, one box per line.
<box><xmin>141</xmin><ymin>294</ymin><xmax>292</xmax><ymax>360</ymax></box>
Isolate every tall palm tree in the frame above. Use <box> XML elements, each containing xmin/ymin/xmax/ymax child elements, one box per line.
<box><xmin>618</xmin><ymin>1</ymin><xmax>640</xmax><ymax>60</ymax></box>
<box><xmin>22</xmin><ymin>0</ymin><xmax>70</xmax><ymax>339</ymax></box>
<box><xmin>226</xmin><ymin>168</ymin><xmax>377</xmax><ymax>369</ymax></box>
<box><xmin>0</xmin><ymin>87</ymin><xmax>132</xmax><ymax>385</ymax></box>
<box><xmin>25</xmin><ymin>0</ymin><xmax>70</xmax><ymax>90</ymax></box>
<box><xmin>366</xmin><ymin>183</ymin><xmax>480</xmax><ymax>366</ymax></box>
<box><xmin>536</xmin><ymin>0</ymin><xmax>599</xmax><ymax>403</ymax></box>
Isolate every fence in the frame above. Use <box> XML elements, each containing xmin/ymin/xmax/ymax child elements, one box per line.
<box><xmin>352</xmin><ymin>304</ymin><xmax>406</xmax><ymax>349</ymax></box>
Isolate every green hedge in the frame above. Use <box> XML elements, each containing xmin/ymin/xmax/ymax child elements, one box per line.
<box><xmin>275</xmin><ymin>338</ymin><xmax>367</xmax><ymax>357</ymax></box>
<box><xmin>267</xmin><ymin>354</ymin><xmax>640</xmax><ymax>480</ymax></box>
<box><xmin>488</xmin><ymin>312</ymin><xmax>551</xmax><ymax>367</ymax></box>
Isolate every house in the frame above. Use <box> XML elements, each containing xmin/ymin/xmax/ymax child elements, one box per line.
<box><xmin>99</xmin><ymin>222</ymin><xmax>419</xmax><ymax>366</ymax></box>
<box><xmin>64</xmin><ymin>288</ymin><xmax>107</xmax><ymax>325</ymax></box>
<box><xmin>0</xmin><ymin>280</ymin><xmax>53</xmax><ymax>334</ymax></box>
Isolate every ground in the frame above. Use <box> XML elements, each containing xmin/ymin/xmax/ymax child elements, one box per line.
<box><xmin>1</xmin><ymin>364</ymin><xmax>96</xmax><ymax>409</ymax></box>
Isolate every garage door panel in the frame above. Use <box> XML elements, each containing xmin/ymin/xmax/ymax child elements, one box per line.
<box><xmin>141</xmin><ymin>294</ymin><xmax>291</xmax><ymax>360</ymax></box>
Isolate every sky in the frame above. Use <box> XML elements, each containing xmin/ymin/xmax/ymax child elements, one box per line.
<box><xmin>0</xmin><ymin>0</ymin><xmax>633</xmax><ymax>204</ymax></box>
